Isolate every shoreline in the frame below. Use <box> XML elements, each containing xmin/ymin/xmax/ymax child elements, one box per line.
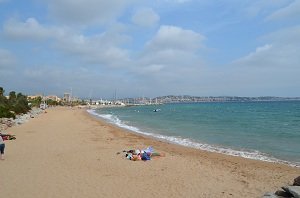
<box><xmin>1</xmin><ymin>107</ymin><xmax>299</xmax><ymax>198</ymax></box>
<box><xmin>86</xmin><ymin>108</ymin><xmax>299</xmax><ymax>168</ymax></box>
<box><xmin>87</xmin><ymin>108</ymin><xmax>300</xmax><ymax>168</ymax></box>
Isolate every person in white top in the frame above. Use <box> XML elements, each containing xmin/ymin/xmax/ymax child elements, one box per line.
<box><xmin>0</xmin><ymin>134</ymin><xmax>5</xmax><ymax>160</ymax></box>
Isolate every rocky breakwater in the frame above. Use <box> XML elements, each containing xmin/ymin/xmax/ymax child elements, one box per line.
<box><xmin>263</xmin><ymin>176</ymin><xmax>300</xmax><ymax>198</ymax></box>
<box><xmin>0</xmin><ymin>108</ymin><xmax>44</xmax><ymax>132</ymax></box>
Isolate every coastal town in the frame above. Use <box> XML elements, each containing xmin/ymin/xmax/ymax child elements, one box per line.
<box><xmin>23</xmin><ymin>92</ymin><xmax>300</xmax><ymax>107</ymax></box>
<box><xmin>30</xmin><ymin>94</ymin><xmax>300</xmax><ymax>107</ymax></box>
<box><xmin>2</xmin><ymin>84</ymin><xmax>300</xmax><ymax>135</ymax></box>
<box><xmin>3</xmin><ymin>88</ymin><xmax>300</xmax><ymax>109</ymax></box>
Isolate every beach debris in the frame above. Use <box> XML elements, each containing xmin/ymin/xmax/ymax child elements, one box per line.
<box><xmin>294</xmin><ymin>176</ymin><xmax>300</xmax><ymax>186</ymax></box>
<box><xmin>122</xmin><ymin>146</ymin><xmax>164</xmax><ymax>161</ymax></box>
<box><xmin>262</xmin><ymin>176</ymin><xmax>300</xmax><ymax>198</ymax></box>
<box><xmin>0</xmin><ymin>108</ymin><xmax>43</xmax><ymax>132</ymax></box>
<box><xmin>263</xmin><ymin>192</ymin><xmax>281</xmax><ymax>198</ymax></box>
<box><xmin>275</xmin><ymin>190</ymin><xmax>293</xmax><ymax>197</ymax></box>
<box><xmin>282</xmin><ymin>186</ymin><xmax>300</xmax><ymax>198</ymax></box>
<box><xmin>0</xmin><ymin>133</ymin><xmax>16</xmax><ymax>140</ymax></box>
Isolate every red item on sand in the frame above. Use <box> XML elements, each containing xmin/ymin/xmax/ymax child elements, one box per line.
<box><xmin>1</xmin><ymin>135</ymin><xmax>8</xmax><ymax>140</ymax></box>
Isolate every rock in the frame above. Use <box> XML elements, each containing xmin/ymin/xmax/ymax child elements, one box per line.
<box><xmin>282</xmin><ymin>186</ymin><xmax>300</xmax><ymax>198</ymax></box>
<box><xmin>294</xmin><ymin>176</ymin><xmax>300</xmax><ymax>186</ymax></box>
<box><xmin>0</xmin><ymin>107</ymin><xmax>44</xmax><ymax>130</ymax></box>
<box><xmin>0</xmin><ymin>123</ymin><xmax>8</xmax><ymax>131</ymax></box>
<box><xmin>262</xmin><ymin>192</ymin><xmax>279</xmax><ymax>198</ymax></box>
<box><xmin>275</xmin><ymin>190</ymin><xmax>293</xmax><ymax>197</ymax></box>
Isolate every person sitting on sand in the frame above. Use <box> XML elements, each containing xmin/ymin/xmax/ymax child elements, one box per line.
<box><xmin>0</xmin><ymin>134</ymin><xmax>5</xmax><ymax>160</ymax></box>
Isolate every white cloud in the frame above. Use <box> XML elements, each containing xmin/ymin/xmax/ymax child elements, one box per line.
<box><xmin>140</xmin><ymin>25</ymin><xmax>206</xmax><ymax>71</ymax></box>
<box><xmin>234</xmin><ymin>25</ymin><xmax>300</xmax><ymax>68</ymax></box>
<box><xmin>54</xmin><ymin>29</ymin><xmax>131</xmax><ymax>67</ymax></box>
<box><xmin>233</xmin><ymin>44</ymin><xmax>273</xmax><ymax>64</ymax></box>
<box><xmin>132</xmin><ymin>25</ymin><xmax>206</xmax><ymax>89</ymax></box>
<box><xmin>132</xmin><ymin>8</ymin><xmax>160</xmax><ymax>27</ymax></box>
<box><xmin>45</xmin><ymin>0</ymin><xmax>135</xmax><ymax>25</ymax></box>
<box><xmin>3</xmin><ymin>18</ymin><xmax>66</xmax><ymax>41</ymax></box>
<box><xmin>146</xmin><ymin>25</ymin><xmax>205</xmax><ymax>52</ymax></box>
<box><xmin>137</xmin><ymin>64</ymin><xmax>165</xmax><ymax>74</ymax></box>
<box><xmin>263</xmin><ymin>25</ymin><xmax>300</xmax><ymax>46</ymax></box>
<box><xmin>3</xmin><ymin>18</ymin><xmax>131</xmax><ymax>68</ymax></box>
<box><xmin>227</xmin><ymin>25</ymin><xmax>300</xmax><ymax>95</ymax></box>
<box><xmin>266</xmin><ymin>0</ymin><xmax>300</xmax><ymax>21</ymax></box>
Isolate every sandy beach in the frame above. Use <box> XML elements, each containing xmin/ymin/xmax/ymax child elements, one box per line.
<box><xmin>1</xmin><ymin>107</ymin><xmax>299</xmax><ymax>198</ymax></box>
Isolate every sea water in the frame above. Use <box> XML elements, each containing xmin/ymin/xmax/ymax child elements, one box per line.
<box><xmin>88</xmin><ymin>101</ymin><xmax>300</xmax><ymax>167</ymax></box>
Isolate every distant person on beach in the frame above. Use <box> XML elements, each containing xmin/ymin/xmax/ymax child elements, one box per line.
<box><xmin>0</xmin><ymin>134</ymin><xmax>5</xmax><ymax>160</ymax></box>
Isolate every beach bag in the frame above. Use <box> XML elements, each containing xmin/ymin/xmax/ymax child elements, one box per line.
<box><xmin>141</xmin><ymin>152</ymin><xmax>150</xmax><ymax>161</ymax></box>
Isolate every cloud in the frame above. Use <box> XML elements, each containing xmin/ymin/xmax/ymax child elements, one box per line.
<box><xmin>0</xmin><ymin>48</ymin><xmax>16</xmax><ymax>69</ymax></box>
<box><xmin>54</xmin><ymin>28</ymin><xmax>131</xmax><ymax>67</ymax></box>
<box><xmin>3</xmin><ymin>18</ymin><xmax>131</xmax><ymax>67</ymax></box>
<box><xmin>140</xmin><ymin>25</ymin><xmax>206</xmax><ymax>71</ymax></box>
<box><xmin>263</xmin><ymin>25</ymin><xmax>300</xmax><ymax>46</ymax></box>
<box><xmin>233</xmin><ymin>44</ymin><xmax>273</xmax><ymax>65</ymax></box>
<box><xmin>130</xmin><ymin>25</ymin><xmax>207</xmax><ymax>92</ymax></box>
<box><xmin>3</xmin><ymin>18</ymin><xmax>66</xmax><ymax>41</ymax></box>
<box><xmin>244</xmin><ymin>0</ymin><xmax>288</xmax><ymax>18</ymax></box>
<box><xmin>146</xmin><ymin>25</ymin><xmax>205</xmax><ymax>52</ymax></box>
<box><xmin>226</xmin><ymin>25</ymin><xmax>300</xmax><ymax>95</ymax></box>
<box><xmin>3</xmin><ymin>0</ymin><xmax>299</xmax><ymax>97</ymax></box>
<box><xmin>132</xmin><ymin>8</ymin><xmax>160</xmax><ymax>27</ymax></box>
<box><xmin>0</xmin><ymin>49</ymin><xmax>17</xmax><ymax>83</ymax></box>
<box><xmin>44</xmin><ymin>0</ymin><xmax>134</xmax><ymax>25</ymax></box>
<box><xmin>234</xmin><ymin>25</ymin><xmax>300</xmax><ymax>68</ymax></box>
<box><xmin>265</xmin><ymin>0</ymin><xmax>300</xmax><ymax>21</ymax></box>
<box><xmin>4</xmin><ymin>20</ymin><xmax>207</xmax><ymax>71</ymax></box>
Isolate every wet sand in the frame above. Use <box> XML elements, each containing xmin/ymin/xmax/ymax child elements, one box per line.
<box><xmin>1</xmin><ymin>107</ymin><xmax>299</xmax><ymax>198</ymax></box>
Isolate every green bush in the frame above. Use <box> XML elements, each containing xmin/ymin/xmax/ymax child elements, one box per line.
<box><xmin>0</xmin><ymin>106</ymin><xmax>16</xmax><ymax>119</ymax></box>
<box><xmin>0</xmin><ymin>87</ymin><xmax>30</xmax><ymax>118</ymax></box>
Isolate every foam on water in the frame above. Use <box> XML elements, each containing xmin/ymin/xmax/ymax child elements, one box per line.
<box><xmin>87</xmin><ymin>109</ymin><xmax>141</xmax><ymax>132</ymax></box>
<box><xmin>87</xmin><ymin>109</ymin><xmax>300</xmax><ymax>167</ymax></box>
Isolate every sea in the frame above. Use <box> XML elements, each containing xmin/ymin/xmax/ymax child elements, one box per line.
<box><xmin>87</xmin><ymin>101</ymin><xmax>300</xmax><ymax>167</ymax></box>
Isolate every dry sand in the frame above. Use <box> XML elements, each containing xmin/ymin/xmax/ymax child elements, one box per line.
<box><xmin>1</xmin><ymin>107</ymin><xmax>299</xmax><ymax>198</ymax></box>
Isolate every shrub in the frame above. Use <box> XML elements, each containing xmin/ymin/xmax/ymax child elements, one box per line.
<box><xmin>0</xmin><ymin>106</ymin><xmax>16</xmax><ymax>119</ymax></box>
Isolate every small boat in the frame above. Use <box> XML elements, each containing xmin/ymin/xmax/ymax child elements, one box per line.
<box><xmin>153</xmin><ymin>109</ymin><xmax>161</xmax><ymax>112</ymax></box>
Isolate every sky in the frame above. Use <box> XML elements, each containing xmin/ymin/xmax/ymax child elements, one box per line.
<box><xmin>0</xmin><ymin>0</ymin><xmax>299</xmax><ymax>99</ymax></box>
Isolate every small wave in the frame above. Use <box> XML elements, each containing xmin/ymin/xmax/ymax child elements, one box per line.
<box><xmin>87</xmin><ymin>109</ymin><xmax>140</xmax><ymax>132</ymax></box>
<box><xmin>87</xmin><ymin>109</ymin><xmax>300</xmax><ymax>168</ymax></box>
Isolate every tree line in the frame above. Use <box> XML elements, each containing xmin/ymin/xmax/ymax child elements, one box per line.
<box><xmin>0</xmin><ymin>87</ymin><xmax>31</xmax><ymax>119</ymax></box>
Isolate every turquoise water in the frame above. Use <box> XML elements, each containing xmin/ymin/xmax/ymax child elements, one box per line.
<box><xmin>88</xmin><ymin>101</ymin><xmax>300</xmax><ymax>166</ymax></box>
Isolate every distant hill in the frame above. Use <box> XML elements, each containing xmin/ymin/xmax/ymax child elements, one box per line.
<box><xmin>118</xmin><ymin>95</ymin><xmax>300</xmax><ymax>105</ymax></box>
